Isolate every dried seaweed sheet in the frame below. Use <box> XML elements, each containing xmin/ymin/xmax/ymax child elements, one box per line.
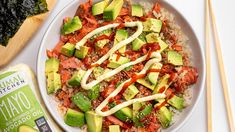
<box><xmin>0</xmin><ymin>0</ymin><xmax>48</xmax><ymax>46</ymax></box>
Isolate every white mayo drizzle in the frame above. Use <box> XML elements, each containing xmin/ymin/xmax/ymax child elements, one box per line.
<box><xmin>95</xmin><ymin>59</ymin><xmax>165</xmax><ymax>116</ymax></box>
<box><xmin>75</xmin><ymin>21</ymin><xmax>165</xmax><ymax>116</ymax></box>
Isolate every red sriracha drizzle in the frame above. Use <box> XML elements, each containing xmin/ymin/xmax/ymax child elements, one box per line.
<box><xmin>120</xmin><ymin>68</ymin><xmax>161</xmax><ymax>94</ymax></box>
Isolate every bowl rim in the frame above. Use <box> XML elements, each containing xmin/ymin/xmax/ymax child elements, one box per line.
<box><xmin>37</xmin><ymin>0</ymin><xmax>205</xmax><ymax>131</ymax></box>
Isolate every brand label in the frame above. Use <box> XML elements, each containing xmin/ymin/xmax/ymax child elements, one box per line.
<box><xmin>0</xmin><ymin>71</ymin><xmax>51</xmax><ymax>132</ymax></box>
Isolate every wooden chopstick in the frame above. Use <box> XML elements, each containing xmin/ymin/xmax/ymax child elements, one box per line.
<box><xmin>205</xmin><ymin>0</ymin><xmax>212</xmax><ymax>131</ymax></box>
<box><xmin>208</xmin><ymin>0</ymin><xmax>235</xmax><ymax>131</ymax></box>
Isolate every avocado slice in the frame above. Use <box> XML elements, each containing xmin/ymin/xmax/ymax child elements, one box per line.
<box><xmin>107</xmin><ymin>54</ymin><xmax>130</xmax><ymax>68</ymax></box>
<box><xmin>72</xmin><ymin>92</ymin><xmax>91</xmax><ymax>112</ymax></box>
<box><xmin>114</xmin><ymin>107</ymin><xmax>133</xmax><ymax>122</ymax></box>
<box><xmin>167</xmin><ymin>50</ymin><xmax>183</xmax><ymax>66</ymax></box>
<box><xmin>145</xmin><ymin>32</ymin><xmax>159</xmax><ymax>43</ymax></box>
<box><xmin>64</xmin><ymin>108</ymin><xmax>85</xmax><ymax>127</ymax></box>
<box><xmin>103</xmin><ymin>0</ymin><xmax>124</xmax><ymax>21</ymax></box>
<box><xmin>62</xmin><ymin>16</ymin><xmax>82</xmax><ymax>35</ymax></box>
<box><xmin>92</xmin><ymin>0</ymin><xmax>109</xmax><ymax>16</ymax></box>
<box><xmin>75</xmin><ymin>46</ymin><xmax>89</xmax><ymax>59</ymax></box>
<box><xmin>131</xmin><ymin>4</ymin><xmax>143</xmax><ymax>17</ymax></box>
<box><xmin>47</xmin><ymin>72</ymin><xmax>61</xmax><ymax>94</ymax></box>
<box><xmin>123</xmin><ymin>84</ymin><xmax>139</xmax><ymax>100</ymax></box>
<box><xmin>147</xmin><ymin>63</ymin><xmax>162</xmax><ymax>85</ymax></box>
<box><xmin>87</xmin><ymin>84</ymin><xmax>100</xmax><ymax>100</ymax></box>
<box><xmin>167</xmin><ymin>95</ymin><xmax>184</xmax><ymax>110</ymax></box>
<box><xmin>61</xmin><ymin>43</ymin><xmax>75</xmax><ymax>57</ymax></box>
<box><xmin>114</xmin><ymin>29</ymin><xmax>128</xmax><ymax>54</ymax></box>
<box><xmin>109</xmin><ymin>125</ymin><xmax>120</xmax><ymax>132</ymax></box>
<box><xmin>85</xmin><ymin>111</ymin><xmax>103</xmax><ymax>132</ymax></box>
<box><xmin>67</xmin><ymin>69</ymin><xmax>86</xmax><ymax>87</ymax></box>
<box><xmin>136</xmin><ymin>78</ymin><xmax>155</xmax><ymax>90</ymax></box>
<box><xmin>143</xmin><ymin>18</ymin><xmax>162</xmax><ymax>33</ymax></box>
<box><xmin>45</xmin><ymin>58</ymin><xmax>59</xmax><ymax>75</ymax></box>
<box><xmin>153</xmin><ymin>74</ymin><xmax>171</xmax><ymax>94</ymax></box>
<box><xmin>155</xmin><ymin>106</ymin><xmax>172</xmax><ymax>128</ymax></box>
<box><xmin>18</xmin><ymin>125</ymin><xmax>38</xmax><ymax>132</ymax></box>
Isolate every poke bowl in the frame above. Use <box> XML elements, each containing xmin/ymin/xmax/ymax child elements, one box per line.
<box><xmin>37</xmin><ymin>0</ymin><xmax>205</xmax><ymax>131</ymax></box>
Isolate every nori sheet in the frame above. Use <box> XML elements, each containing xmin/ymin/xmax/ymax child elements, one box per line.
<box><xmin>0</xmin><ymin>0</ymin><xmax>48</xmax><ymax>46</ymax></box>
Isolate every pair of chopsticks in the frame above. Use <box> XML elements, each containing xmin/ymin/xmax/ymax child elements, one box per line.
<box><xmin>206</xmin><ymin>0</ymin><xmax>235</xmax><ymax>132</ymax></box>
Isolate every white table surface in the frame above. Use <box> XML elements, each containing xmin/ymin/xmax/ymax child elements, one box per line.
<box><xmin>4</xmin><ymin>0</ymin><xmax>235</xmax><ymax>132</ymax></box>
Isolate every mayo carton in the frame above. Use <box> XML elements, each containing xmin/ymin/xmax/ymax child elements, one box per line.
<box><xmin>0</xmin><ymin>64</ymin><xmax>60</xmax><ymax>132</ymax></box>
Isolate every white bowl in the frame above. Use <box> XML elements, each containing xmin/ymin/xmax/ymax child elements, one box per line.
<box><xmin>37</xmin><ymin>0</ymin><xmax>205</xmax><ymax>131</ymax></box>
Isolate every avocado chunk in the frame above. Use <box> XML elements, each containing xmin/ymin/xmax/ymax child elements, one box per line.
<box><xmin>94</xmin><ymin>29</ymin><xmax>112</xmax><ymax>48</ymax></box>
<box><xmin>138</xmin><ymin>104</ymin><xmax>152</xmax><ymax>119</ymax></box>
<box><xmin>88</xmin><ymin>84</ymin><xmax>100</xmax><ymax>100</ymax></box>
<box><xmin>147</xmin><ymin>63</ymin><xmax>162</xmax><ymax>85</ymax></box>
<box><xmin>45</xmin><ymin>58</ymin><xmax>59</xmax><ymax>75</ymax></box>
<box><xmin>96</xmin><ymin>39</ymin><xmax>110</xmax><ymax>49</ymax></box>
<box><xmin>61</xmin><ymin>43</ymin><xmax>75</xmax><ymax>57</ymax></box>
<box><xmin>153</xmin><ymin>74</ymin><xmax>171</xmax><ymax>94</ymax></box>
<box><xmin>62</xmin><ymin>16</ymin><xmax>82</xmax><ymax>35</ymax></box>
<box><xmin>114</xmin><ymin>29</ymin><xmax>129</xmax><ymax>54</ymax></box>
<box><xmin>107</xmin><ymin>54</ymin><xmax>130</xmax><ymax>68</ymax></box>
<box><xmin>136</xmin><ymin>78</ymin><xmax>155</xmax><ymax>90</ymax></box>
<box><xmin>75</xmin><ymin>46</ymin><xmax>89</xmax><ymax>59</ymax></box>
<box><xmin>93</xmin><ymin>67</ymin><xmax>113</xmax><ymax>81</ymax></box>
<box><xmin>92</xmin><ymin>29</ymin><xmax>112</xmax><ymax>40</ymax></box>
<box><xmin>93</xmin><ymin>67</ymin><xmax>105</xmax><ymax>79</ymax></box>
<box><xmin>132</xmin><ymin>33</ymin><xmax>146</xmax><ymax>51</ymax></box>
<box><xmin>109</xmin><ymin>125</ymin><xmax>120</xmax><ymax>132</ymax></box>
<box><xmin>47</xmin><ymin>72</ymin><xmax>61</xmax><ymax>94</ymax></box>
<box><xmin>132</xmin><ymin>102</ymin><xmax>143</xmax><ymax>126</ymax></box>
<box><xmin>167</xmin><ymin>95</ymin><xmax>184</xmax><ymax>110</ymax></box>
<box><xmin>145</xmin><ymin>32</ymin><xmax>158</xmax><ymax>43</ymax></box>
<box><xmin>157</xmin><ymin>38</ymin><xmax>168</xmax><ymax>52</ymax></box>
<box><xmin>85</xmin><ymin>111</ymin><xmax>103</xmax><ymax>132</ymax></box>
<box><xmin>114</xmin><ymin>107</ymin><xmax>133</xmax><ymax>122</ymax></box>
<box><xmin>132</xmin><ymin>37</ymin><xmax>146</xmax><ymax>51</ymax></box>
<box><xmin>103</xmin><ymin>68</ymin><xmax>113</xmax><ymax>81</ymax></box>
<box><xmin>155</xmin><ymin>106</ymin><xmax>172</xmax><ymax>128</ymax></box>
<box><xmin>131</xmin><ymin>4</ymin><xmax>143</xmax><ymax>17</ymax></box>
<box><xmin>92</xmin><ymin>0</ymin><xmax>109</xmax><ymax>16</ymax></box>
<box><xmin>145</xmin><ymin>34</ymin><xmax>168</xmax><ymax>52</ymax></box>
<box><xmin>123</xmin><ymin>84</ymin><xmax>139</xmax><ymax>100</ymax></box>
<box><xmin>167</xmin><ymin>50</ymin><xmax>183</xmax><ymax>66</ymax></box>
<box><xmin>72</xmin><ymin>92</ymin><xmax>91</xmax><ymax>112</ymax></box>
<box><xmin>67</xmin><ymin>69</ymin><xmax>86</xmax><ymax>86</ymax></box>
<box><xmin>64</xmin><ymin>108</ymin><xmax>85</xmax><ymax>127</ymax></box>
<box><xmin>133</xmin><ymin>103</ymin><xmax>153</xmax><ymax>126</ymax></box>
<box><xmin>18</xmin><ymin>125</ymin><xmax>38</xmax><ymax>132</ymax></box>
<box><xmin>103</xmin><ymin>0</ymin><xmax>124</xmax><ymax>21</ymax></box>
<box><xmin>143</xmin><ymin>18</ymin><xmax>162</xmax><ymax>32</ymax></box>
